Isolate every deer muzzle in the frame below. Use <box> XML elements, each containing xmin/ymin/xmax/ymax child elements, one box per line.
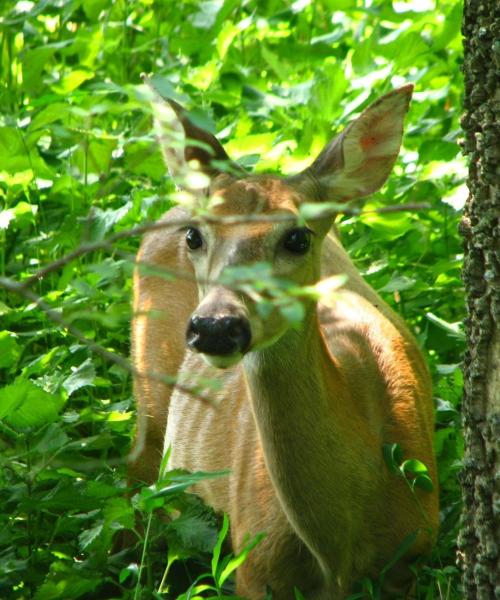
<box><xmin>186</xmin><ymin>315</ymin><xmax>251</xmax><ymax>357</ymax></box>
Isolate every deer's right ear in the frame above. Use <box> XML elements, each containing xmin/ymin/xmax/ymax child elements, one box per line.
<box><xmin>294</xmin><ymin>85</ymin><xmax>413</xmax><ymax>203</ymax></box>
<box><xmin>143</xmin><ymin>77</ymin><xmax>235</xmax><ymax>186</ymax></box>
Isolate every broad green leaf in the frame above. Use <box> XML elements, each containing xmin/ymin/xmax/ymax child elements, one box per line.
<box><xmin>21</xmin><ymin>46</ymin><xmax>56</xmax><ymax>94</ymax></box>
<box><xmin>0</xmin><ymin>331</ymin><xmax>21</xmax><ymax>368</ymax></box>
<box><xmin>54</xmin><ymin>69</ymin><xmax>94</xmax><ymax>93</ymax></box>
<box><xmin>225</xmin><ymin>133</ymin><xmax>277</xmax><ymax>159</ymax></box>
<box><xmin>401</xmin><ymin>458</ymin><xmax>429</xmax><ymax>475</ymax></box>
<box><xmin>73</xmin><ymin>137</ymin><xmax>117</xmax><ymax>176</ymax></box>
<box><xmin>33</xmin><ymin>423</ymin><xmax>69</xmax><ymax>453</ymax></box>
<box><xmin>86</xmin><ymin>203</ymin><xmax>131</xmax><ymax>241</ymax></box>
<box><xmin>13</xmin><ymin>201</ymin><xmax>38</xmax><ymax>227</ymax></box>
<box><xmin>62</xmin><ymin>358</ymin><xmax>96</xmax><ymax>395</ymax></box>
<box><xmin>29</xmin><ymin>103</ymin><xmax>70</xmax><ymax>131</ymax></box>
<box><xmin>189</xmin><ymin>0</ymin><xmax>224</xmax><ymax>29</ymax></box>
<box><xmin>413</xmin><ymin>474</ymin><xmax>434</xmax><ymax>492</ymax></box>
<box><xmin>419</xmin><ymin>140</ymin><xmax>460</xmax><ymax>163</ymax></box>
<box><xmin>299</xmin><ymin>201</ymin><xmax>346</xmax><ymax>220</ymax></box>
<box><xmin>262</xmin><ymin>45</ymin><xmax>290</xmax><ymax>79</ymax></box>
<box><xmin>33</xmin><ymin>576</ymin><xmax>98</xmax><ymax>600</ymax></box>
<box><xmin>119</xmin><ymin>563</ymin><xmax>138</xmax><ymax>584</ymax></box>
<box><xmin>379</xmin><ymin>31</ymin><xmax>429</xmax><ymax>68</ymax></box>
<box><xmin>82</xmin><ymin>0</ymin><xmax>109</xmax><ymax>20</ymax></box>
<box><xmin>359</xmin><ymin>212</ymin><xmax>413</xmax><ymax>240</ymax></box>
<box><xmin>0</xmin><ymin>379</ymin><xmax>65</xmax><ymax>430</ymax></box>
<box><xmin>433</xmin><ymin>2</ymin><xmax>463</xmax><ymax>50</ymax></box>
<box><xmin>167</xmin><ymin>501</ymin><xmax>217</xmax><ymax>553</ymax></box>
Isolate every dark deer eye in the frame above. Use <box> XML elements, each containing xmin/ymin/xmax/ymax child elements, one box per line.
<box><xmin>186</xmin><ymin>227</ymin><xmax>203</xmax><ymax>250</ymax></box>
<box><xmin>283</xmin><ymin>228</ymin><xmax>312</xmax><ymax>255</ymax></box>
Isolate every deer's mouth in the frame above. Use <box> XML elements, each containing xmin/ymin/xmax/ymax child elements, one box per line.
<box><xmin>200</xmin><ymin>352</ymin><xmax>244</xmax><ymax>369</ymax></box>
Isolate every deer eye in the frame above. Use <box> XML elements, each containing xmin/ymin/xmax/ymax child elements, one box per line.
<box><xmin>283</xmin><ymin>228</ymin><xmax>312</xmax><ymax>255</ymax></box>
<box><xmin>186</xmin><ymin>227</ymin><xmax>203</xmax><ymax>250</ymax></box>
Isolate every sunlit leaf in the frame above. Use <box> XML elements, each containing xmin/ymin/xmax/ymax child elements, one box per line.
<box><xmin>0</xmin><ymin>379</ymin><xmax>65</xmax><ymax>430</ymax></box>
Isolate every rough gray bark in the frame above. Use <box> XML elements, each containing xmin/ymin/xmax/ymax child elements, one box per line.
<box><xmin>458</xmin><ymin>1</ymin><xmax>500</xmax><ymax>599</ymax></box>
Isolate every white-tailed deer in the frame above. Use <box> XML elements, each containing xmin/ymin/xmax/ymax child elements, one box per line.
<box><xmin>130</xmin><ymin>84</ymin><xmax>439</xmax><ymax>599</ymax></box>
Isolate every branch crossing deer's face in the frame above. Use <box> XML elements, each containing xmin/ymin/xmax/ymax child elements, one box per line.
<box><xmin>183</xmin><ymin>175</ymin><xmax>331</xmax><ymax>369</ymax></box>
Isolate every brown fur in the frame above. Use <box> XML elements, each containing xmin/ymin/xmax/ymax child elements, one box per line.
<box><xmin>130</xmin><ymin>86</ymin><xmax>439</xmax><ymax>598</ymax></box>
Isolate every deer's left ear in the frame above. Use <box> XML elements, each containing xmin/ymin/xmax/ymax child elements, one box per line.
<box><xmin>143</xmin><ymin>76</ymin><xmax>237</xmax><ymax>186</ymax></box>
<box><xmin>296</xmin><ymin>85</ymin><xmax>413</xmax><ymax>202</ymax></box>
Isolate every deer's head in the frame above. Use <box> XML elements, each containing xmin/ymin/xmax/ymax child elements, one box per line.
<box><xmin>148</xmin><ymin>84</ymin><xmax>412</xmax><ymax>368</ymax></box>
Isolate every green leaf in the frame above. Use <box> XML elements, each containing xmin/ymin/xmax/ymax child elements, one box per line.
<box><xmin>262</xmin><ymin>45</ymin><xmax>290</xmax><ymax>79</ymax></box>
<box><xmin>378</xmin><ymin>274</ymin><xmax>416</xmax><ymax>293</ymax></box>
<box><xmin>0</xmin><ymin>379</ymin><xmax>65</xmax><ymax>430</ymax></box>
<box><xmin>419</xmin><ymin>140</ymin><xmax>460</xmax><ymax>163</ymax></box>
<box><xmin>29</xmin><ymin>103</ymin><xmax>70</xmax><ymax>131</ymax></box>
<box><xmin>425</xmin><ymin>312</ymin><xmax>465</xmax><ymax>341</ymax></box>
<box><xmin>294</xmin><ymin>588</ymin><xmax>307</xmax><ymax>600</ymax></box>
<box><xmin>212</xmin><ymin>513</ymin><xmax>229</xmax><ymax>580</ymax></box>
<box><xmin>78</xmin><ymin>522</ymin><xmax>103</xmax><ymax>550</ymax></box>
<box><xmin>168</xmin><ymin>499</ymin><xmax>217</xmax><ymax>553</ymax></box>
<box><xmin>86</xmin><ymin>203</ymin><xmax>131</xmax><ymax>241</ymax></box>
<box><xmin>62</xmin><ymin>358</ymin><xmax>96</xmax><ymax>395</ymax></box>
<box><xmin>413</xmin><ymin>474</ymin><xmax>434</xmax><ymax>492</ymax></box>
<box><xmin>360</xmin><ymin>212</ymin><xmax>413</xmax><ymax>240</ymax></box>
<box><xmin>119</xmin><ymin>563</ymin><xmax>138</xmax><ymax>584</ymax></box>
<box><xmin>34</xmin><ymin>423</ymin><xmax>69</xmax><ymax>453</ymax></box>
<box><xmin>82</xmin><ymin>0</ymin><xmax>109</xmax><ymax>20</ymax></box>
<box><xmin>21</xmin><ymin>46</ymin><xmax>56</xmax><ymax>94</ymax></box>
<box><xmin>400</xmin><ymin>459</ymin><xmax>434</xmax><ymax>492</ymax></box>
<box><xmin>401</xmin><ymin>459</ymin><xmax>429</xmax><ymax>475</ymax></box>
<box><xmin>279</xmin><ymin>301</ymin><xmax>305</xmax><ymax>325</ymax></box>
<box><xmin>189</xmin><ymin>0</ymin><xmax>224</xmax><ymax>29</ymax></box>
<box><xmin>382</xmin><ymin>443</ymin><xmax>404</xmax><ymax>473</ymax></box>
<box><xmin>380</xmin><ymin>530</ymin><xmax>419</xmax><ymax>576</ymax></box>
<box><xmin>218</xmin><ymin>532</ymin><xmax>265</xmax><ymax>586</ymax></box>
<box><xmin>0</xmin><ymin>331</ymin><xmax>21</xmax><ymax>368</ymax></box>
<box><xmin>216</xmin><ymin>21</ymin><xmax>240</xmax><ymax>58</ymax></box>
<box><xmin>150</xmin><ymin>469</ymin><xmax>230</xmax><ymax>499</ymax></box>
<box><xmin>54</xmin><ymin>69</ymin><xmax>94</xmax><ymax>94</ymax></box>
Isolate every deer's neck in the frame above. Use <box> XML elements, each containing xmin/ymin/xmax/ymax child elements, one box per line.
<box><xmin>242</xmin><ymin>308</ymin><xmax>353</xmax><ymax>580</ymax></box>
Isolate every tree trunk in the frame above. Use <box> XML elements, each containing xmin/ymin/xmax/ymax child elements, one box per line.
<box><xmin>459</xmin><ymin>1</ymin><xmax>499</xmax><ymax>598</ymax></box>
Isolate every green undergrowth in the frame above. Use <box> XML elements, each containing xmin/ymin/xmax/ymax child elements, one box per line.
<box><xmin>1</xmin><ymin>0</ymin><xmax>464</xmax><ymax>598</ymax></box>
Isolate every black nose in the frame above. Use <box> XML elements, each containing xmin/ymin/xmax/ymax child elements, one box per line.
<box><xmin>186</xmin><ymin>315</ymin><xmax>251</xmax><ymax>356</ymax></box>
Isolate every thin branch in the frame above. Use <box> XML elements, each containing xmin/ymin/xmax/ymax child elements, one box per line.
<box><xmin>0</xmin><ymin>201</ymin><xmax>431</xmax><ymax>403</ymax></box>
<box><xmin>0</xmin><ymin>275</ymin><xmax>210</xmax><ymax>403</ymax></box>
<box><xmin>22</xmin><ymin>202</ymin><xmax>430</xmax><ymax>287</ymax></box>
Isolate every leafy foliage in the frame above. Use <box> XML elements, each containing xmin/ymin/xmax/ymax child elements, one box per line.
<box><xmin>0</xmin><ymin>0</ymin><xmax>464</xmax><ymax>598</ymax></box>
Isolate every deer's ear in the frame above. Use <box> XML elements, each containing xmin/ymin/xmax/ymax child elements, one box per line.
<box><xmin>144</xmin><ymin>77</ymin><xmax>235</xmax><ymax>185</ymax></box>
<box><xmin>299</xmin><ymin>85</ymin><xmax>413</xmax><ymax>202</ymax></box>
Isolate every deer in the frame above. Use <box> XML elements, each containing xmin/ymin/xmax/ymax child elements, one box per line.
<box><xmin>129</xmin><ymin>83</ymin><xmax>439</xmax><ymax>599</ymax></box>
